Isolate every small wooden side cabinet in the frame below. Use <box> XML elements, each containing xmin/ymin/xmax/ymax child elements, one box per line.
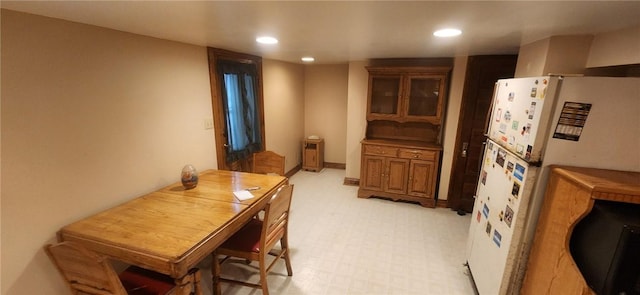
<box><xmin>521</xmin><ymin>165</ymin><xmax>640</xmax><ymax>295</ymax></box>
<box><xmin>302</xmin><ymin>138</ymin><xmax>324</xmax><ymax>172</ymax></box>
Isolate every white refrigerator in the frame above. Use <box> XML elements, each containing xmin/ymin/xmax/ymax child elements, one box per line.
<box><xmin>465</xmin><ymin>76</ymin><xmax>640</xmax><ymax>295</ymax></box>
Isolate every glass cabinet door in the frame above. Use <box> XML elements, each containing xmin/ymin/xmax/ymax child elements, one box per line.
<box><xmin>406</xmin><ymin>76</ymin><xmax>442</xmax><ymax>118</ymax></box>
<box><xmin>369</xmin><ymin>76</ymin><xmax>401</xmax><ymax>115</ymax></box>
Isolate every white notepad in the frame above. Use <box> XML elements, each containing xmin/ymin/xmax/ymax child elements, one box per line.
<box><xmin>233</xmin><ymin>190</ymin><xmax>254</xmax><ymax>201</ymax></box>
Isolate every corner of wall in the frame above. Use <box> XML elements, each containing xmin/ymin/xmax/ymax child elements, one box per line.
<box><xmin>514</xmin><ymin>38</ymin><xmax>551</xmax><ymax>77</ymax></box>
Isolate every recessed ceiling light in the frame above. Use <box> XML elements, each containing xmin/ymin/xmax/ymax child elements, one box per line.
<box><xmin>301</xmin><ymin>57</ymin><xmax>315</xmax><ymax>62</ymax></box>
<box><xmin>256</xmin><ymin>36</ymin><xmax>278</xmax><ymax>44</ymax></box>
<box><xmin>433</xmin><ymin>28</ymin><xmax>462</xmax><ymax>37</ymax></box>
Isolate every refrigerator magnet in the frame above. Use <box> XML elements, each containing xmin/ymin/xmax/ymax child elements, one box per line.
<box><xmin>508</xmin><ymin>92</ymin><xmax>515</xmax><ymax>102</ymax></box>
<box><xmin>482</xmin><ymin>204</ymin><xmax>490</xmax><ymax>218</ymax></box>
<box><xmin>506</xmin><ymin>162</ymin><xmax>514</xmax><ymax>173</ymax></box>
<box><xmin>511</xmin><ymin>182</ymin><xmax>521</xmax><ymax>198</ymax></box>
<box><xmin>528</xmin><ymin>102</ymin><xmax>536</xmax><ymax>119</ymax></box>
<box><xmin>485</xmin><ymin>221</ymin><xmax>492</xmax><ymax>236</ymax></box>
<box><xmin>480</xmin><ymin>170</ymin><xmax>487</xmax><ymax>185</ymax></box>
<box><xmin>476</xmin><ymin>211</ymin><xmax>482</xmax><ymax>223</ymax></box>
<box><xmin>512</xmin><ymin>120</ymin><xmax>519</xmax><ymax>131</ymax></box>
<box><xmin>496</xmin><ymin>149</ymin><xmax>507</xmax><ymax>167</ymax></box>
<box><xmin>514</xmin><ymin>163</ymin><xmax>525</xmax><ymax>182</ymax></box>
<box><xmin>530</xmin><ymin>87</ymin><xmax>537</xmax><ymax>98</ymax></box>
<box><xmin>504</xmin><ymin>110</ymin><xmax>512</xmax><ymax>122</ymax></box>
<box><xmin>493</xmin><ymin>230</ymin><xmax>502</xmax><ymax>247</ymax></box>
<box><xmin>504</xmin><ymin>205</ymin><xmax>514</xmax><ymax>228</ymax></box>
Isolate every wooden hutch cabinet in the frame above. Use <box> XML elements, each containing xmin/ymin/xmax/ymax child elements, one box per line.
<box><xmin>359</xmin><ymin>66</ymin><xmax>451</xmax><ymax>208</ymax></box>
<box><xmin>367</xmin><ymin>67</ymin><xmax>449</xmax><ymax>124</ymax></box>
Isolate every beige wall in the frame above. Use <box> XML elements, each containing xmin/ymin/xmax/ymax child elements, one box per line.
<box><xmin>344</xmin><ymin>61</ymin><xmax>369</xmax><ymax>179</ymax></box>
<box><xmin>515</xmin><ymin>35</ymin><xmax>592</xmax><ymax>77</ymax></box>
<box><xmin>262</xmin><ymin>59</ymin><xmax>305</xmax><ymax>172</ymax></box>
<box><xmin>437</xmin><ymin>56</ymin><xmax>468</xmax><ymax>200</ymax></box>
<box><xmin>1</xmin><ymin>10</ymin><xmax>217</xmax><ymax>294</ymax></box>
<box><xmin>1</xmin><ymin>10</ymin><xmax>307</xmax><ymax>294</ymax></box>
<box><xmin>0</xmin><ymin>9</ymin><xmax>3</xmax><ymax>294</ymax></box>
<box><xmin>303</xmin><ymin>64</ymin><xmax>349</xmax><ymax>165</ymax></box>
<box><xmin>514</xmin><ymin>38</ymin><xmax>550</xmax><ymax>77</ymax></box>
<box><xmin>516</xmin><ymin>26</ymin><xmax>640</xmax><ymax>77</ymax></box>
<box><xmin>587</xmin><ymin>25</ymin><xmax>640</xmax><ymax>67</ymax></box>
<box><xmin>544</xmin><ymin>35</ymin><xmax>593</xmax><ymax>75</ymax></box>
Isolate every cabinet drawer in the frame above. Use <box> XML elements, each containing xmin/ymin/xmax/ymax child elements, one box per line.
<box><xmin>363</xmin><ymin>145</ymin><xmax>398</xmax><ymax>157</ymax></box>
<box><xmin>398</xmin><ymin>149</ymin><xmax>437</xmax><ymax>160</ymax></box>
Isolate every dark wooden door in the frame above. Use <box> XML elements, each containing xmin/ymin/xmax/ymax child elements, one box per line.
<box><xmin>448</xmin><ymin>55</ymin><xmax>517</xmax><ymax>213</ymax></box>
<box><xmin>207</xmin><ymin>48</ymin><xmax>266</xmax><ymax>173</ymax></box>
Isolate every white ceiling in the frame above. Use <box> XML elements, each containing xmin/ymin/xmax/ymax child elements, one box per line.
<box><xmin>3</xmin><ymin>1</ymin><xmax>640</xmax><ymax>64</ymax></box>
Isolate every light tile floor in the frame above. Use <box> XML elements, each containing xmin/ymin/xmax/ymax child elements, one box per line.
<box><xmin>198</xmin><ymin>168</ymin><xmax>475</xmax><ymax>295</ymax></box>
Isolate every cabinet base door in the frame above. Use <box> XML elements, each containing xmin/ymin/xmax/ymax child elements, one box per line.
<box><xmin>407</xmin><ymin>160</ymin><xmax>435</xmax><ymax>197</ymax></box>
<box><xmin>360</xmin><ymin>155</ymin><xmax>385</xmax><ymax>191</ymax></box>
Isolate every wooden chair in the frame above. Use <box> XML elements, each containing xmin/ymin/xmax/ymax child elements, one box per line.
<box><xmin>252</xmin><ymin>151</ymin><xmax>285</xmax><ymax>176</ymax></box>
<box><xmin>45</xmin><ymin>241</ymin><xmax>202</xmax><ymax>295</ymax></box>
<box><xmin>212</xmin><ymin>184</ymin><xmax>294</xmax><ymax>295</ymax></box>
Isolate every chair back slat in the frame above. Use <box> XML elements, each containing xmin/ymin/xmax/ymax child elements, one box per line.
<box><xmin>262</xmin><ymin>185</ymin><xmax>294</xmax><ymax>248</ymax></box>
<box><xmin>252</xmin><ymin>151</ymin><xmax>285</xmax><ymax>176</ymax></box>
<box><xmin>45</xmin><ymin>241</ymin><xmax>127</xmax><ymax>295</ymax></box>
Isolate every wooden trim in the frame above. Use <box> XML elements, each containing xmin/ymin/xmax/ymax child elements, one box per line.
<box><xmin>343</xmin><ymin>177</ymin><xmax>359</xmax><ymax>186</ymax></box>
<box><xmin>358</xmin><ymin>188</ymin><xmax>436</xmax><ymax>208</ymax></box>
<box><xmin>285</xmin><ymin>164</ymin><xmax>301</xmax><ymax>179</ymax></box>
<box><xmin>435</xmin><ymin>199</ymin><xmax>449</xmax><ymax>208</ymax></box>
<box><xmin>324</xmin><ymin>162</ymin><xmax>346</xmax><ymax>169</ymax></box>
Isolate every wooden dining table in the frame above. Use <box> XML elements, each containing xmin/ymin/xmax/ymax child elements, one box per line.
<box><xmin>58</xmin><ymin>169</ymin><xmax>288</xmax><ymax>295</ymax></box>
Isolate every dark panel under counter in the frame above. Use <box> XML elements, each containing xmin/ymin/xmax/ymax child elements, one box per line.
<box><xmin>570</xmin><ymin>200</ymin><xmax>640</xmax><ymax>295</ymax></box>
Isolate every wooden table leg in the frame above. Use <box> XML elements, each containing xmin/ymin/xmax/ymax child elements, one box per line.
<box><xmin>212</xmin><ymin>252</ymin><xmax>222</xmax><ymax>295</ymax></box>
<box><xmin>174</xmin><ymin>268</ymin><xmax>203</xmax><ymax>295</ymax></box>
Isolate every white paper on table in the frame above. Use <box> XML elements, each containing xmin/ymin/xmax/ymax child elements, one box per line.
<box><xmin>233</xmin><ymin>190</ymin><xmax>254</xmax><ymax>201</ymax></box>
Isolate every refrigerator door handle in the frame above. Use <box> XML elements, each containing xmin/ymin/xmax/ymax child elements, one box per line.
<box><xmin>477</xmin><ymin>141</ymin><xmax>486</xmax><ymax>173</ymax></box>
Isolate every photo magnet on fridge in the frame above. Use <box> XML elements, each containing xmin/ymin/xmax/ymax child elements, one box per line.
<box><xmin>506</xmin><ymin>162</ymin><xmax>514</xmax><ymax>172</ymax></box>
<box><xmin>504</xmin><ymin>205</ymin><xmax>514</xmax><ymax>228</ymax></box>
<box><xmin>511</xmin><ymin>182</ymin><xmax>521</xmax><ymax>198</ymax></box>
<box><xmin>476</xmin><ymin>210</ymin><xmax>482</xmax><ymax>223</ymax></box>
<box><xmin>496</xmin><ymin>149</ymin><xmax>506</xmax><ymax>167</ymax></box>
<box><xmin>485</xmin><ymin>221</ymin><xmax>492</xmax><ymax>236</ymax></box>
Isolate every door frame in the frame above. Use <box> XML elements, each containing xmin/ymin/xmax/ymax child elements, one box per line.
<box><xmin>207</xmin><ymin>47</ymin><xmax>266</xmax><ymax>171</ymax></box>
<box><xmin>447</xmin><ymin>55</ymin><xmax>518</xmax><ymax>212</ymax></box>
